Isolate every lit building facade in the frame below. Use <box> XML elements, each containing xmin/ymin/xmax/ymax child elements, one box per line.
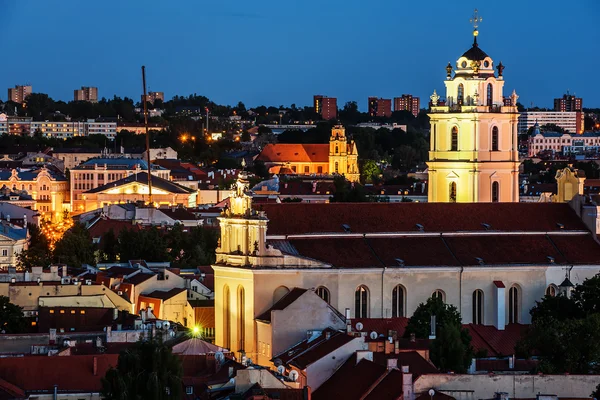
<box><xmin>554</xmin><ymin>93</ymin><xmax>582</xmax><ymax>112</ymax></box>
<box><xmin>368</xmin><ymin>97</ymin><xmax>392</xmax><ymax>118</ymax></box>
<box><xmin>74</xmin><ymin>87</ymin><xmax>98</xmax><ymax>103</ymax></box>
<box><xmin>255</xmin><ymin>125</ymin><xmax>359</xmax><ymax>182</ymax></box>
<box><xmin>313</xmin><ymin>95</ymin><xmax>337</xmax><ymax>120</ymax></box>
<box><xmin>7</xmin><ymin>85</ymin><xmax>32</xmax><ymax>104</ymax></box>
<box><xmin>527</xmin><ymin>124</ymin><xmax>600</xmax><ymax>157</ymax></box>
<box><xmin>394</xmin><ymin>95</ymin><xmax>420</xmax><ymax>117</ymax></box>
<box><xmin>518</xmin><ymin>111</ymin><xmax>584</xmax><ymax>134</ymax></box>
<box><xmin>427</xmin><ymin>28</ymin><xmax>520</xmax><ymax>203</ymax></box>
<box><xmin>70</xmin><ymin>158</ymin><xmax>170</xmax><ymax>213</ymax></box>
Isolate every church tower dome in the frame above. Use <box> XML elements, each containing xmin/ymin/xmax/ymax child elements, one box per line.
<box><xmin>427</xmin><ymin>9</ymin><xmax>520</xmax><ymax>203</ymax></box>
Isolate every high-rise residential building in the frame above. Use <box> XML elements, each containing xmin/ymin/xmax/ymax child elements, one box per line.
<box><xmin>554</xmin><ymin>92</ymin><xmax>582</xmax><ymax>112</ymax></box>
<box><xmin>74</xmin><ymin>86</ymin><xmax>98</xmax><ymax>103</ymax></box>
<box><xmin>368</xmin><ymin>97</ymin><xmax>392</xmax><ymax>118</ymax></box>
<box><xmin>313</xmin><ymin>95</ymin><xmax>337</xmax><ymax>120</ymax></box>
<box><xmin>142</xmin><ymin>91</ymin><xmax>165</xmax><ymax>105</ymax></box>
<box><xmin>393</xmin><ymin>95</ymin><xmax>420</xmax><ymax>117</ymax></box>
<box><xmin>7</xmin><ymin>85</ymin><xmax>32</xmax><ymax>104</ymax></box>
<box><xmin>518</xmin><ymin>111</ymin><xmax>584</xmax><ymax>134</ymax></box>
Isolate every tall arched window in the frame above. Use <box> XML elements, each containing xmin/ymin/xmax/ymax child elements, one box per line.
<box><xmin>273</xmin><ymin>286</ymin><xmax>290</xmax><ymax>304</ymax></box>
<box><xmin>316</xmin><ymin>286</ymin><xmax>330</xmax><ymax>304</ymax></box>
<box><xmin>335</xmin><ymin>145</ymin><xmax>339</xmax><ymax>154</ymax></box>
<box><xmin>451</xmin><ymin>127</ymin><xmax>458</xmax><ymax>151</ymax></box>
<box><xmin>432</xmin><ymin>289</ymin><xmax>445</xmax><ymax>302</ymax></box>
<box><xmin>223</xmin><ymin>285</ymin><xmax>231</xmax><ymax>348</ymax></box>
<box><xmin>335</xmin><ymin>162</ymin><xmax>339</xmax><ymax>174</ymax></box>
<box><xmin>355</xmin><ymin>285</ymin><xmax>369</xmax><ymax>318</ymax></box>
<box><xmin>487</xmin><ymin>83</ymin><xmax>493</xmax><ymax>106</ymax></box>
<box><xmin>392</xmin><ymin>285</ymin><xmax>405</xmax><ymax>317</ymax></box>
<box><xmin>237</xmin><ymin>286</ymin><xmax>245</xmax><ymax>351</ymax></box>
<box><xmin>546</xmin><ymin>285</ymin><xmax>557</xmax><ymax>297</ymax></box>
<box><xmin>492</xmin><ymin>181</ymin><xmax>499</xmax><ymax>203</ymax></box>
<box><xmin>491</xmin><ymin>126</ymin><xmax>499</xmax><ymax>151</ymax></box>
<box><xmin>508</xmin><ymin>286</ymin><xmax>520</xmax><ymax>324</ymax></box>
<box><xmin>472</xmin><ymin>290</ymin><xmax>484</xmax><ymax>324</ymax></box>
<box><xmin>449</xmin><ymin>182</ymin><xmax>457</xmax><ymax>203</ymax></box>
<box><xmin>457</xmin><ymin>84</ymin><xmax>464</xmax><ymax>105</ymax></box>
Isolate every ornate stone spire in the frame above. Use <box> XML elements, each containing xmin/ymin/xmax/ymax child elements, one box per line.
<box><xmin>430</xmin><ymin>90</ymin><xmax>440</xmax><ymax>106</ymax></box>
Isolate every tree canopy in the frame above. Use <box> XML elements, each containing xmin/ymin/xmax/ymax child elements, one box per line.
<box><xmin>0</xmin><ymin>295</ymin><xmax>26</xmax><ymax>334</ymax></box>
<box><xmin>404</xmin><ymin>297</ymin><xmax>473</xmax><ymax>373</ymax></box>
<box><xmin>102</xmin><ymin>338</ymin><xmax>182</xmax><ymax>400</ymax></box>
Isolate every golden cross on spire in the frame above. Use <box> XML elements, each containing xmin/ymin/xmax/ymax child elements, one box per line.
<box><xmin>470</xmin><ymin>9</ymin><xmax>482</xmax><ymax>37</ymax></box>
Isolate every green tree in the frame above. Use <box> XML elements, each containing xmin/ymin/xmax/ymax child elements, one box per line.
<box><xmin>101</xmin><ymin>228</ymin><xmax>119</xmax><ymax>262</ymax></box>
<box><xmin>405</xmin><ymin>297</ymin><xmax>473</xmax><ymax>372</ymax></box>
<box><xmin>329</xmin><ymin>176</ymin><xmax>369</xmax><ymax>202</ymax></box>
<box><xmin>53</xmin><ymin>222</ymin><xmax>95</xmax><ymax>267</ymax></box>
<box><xmin>101</xmin><ymin>338</ymin><xmax>182</xmax><ymax>400</ymax></box>
<box><xmin>361</xmin><ymin>159</ymin><xmax>381</xmax><ymax>184</ymax></box>
<box><xmin>17</xmin><ymin>223</ymin><xmax>51</xmax><ymax>269</ymax></box>
<box><xmin>0</xmin><ymin>296</ymin><xmax>26</xmax><ymax>333</ymax></box>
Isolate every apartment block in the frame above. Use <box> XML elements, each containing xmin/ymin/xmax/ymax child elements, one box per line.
<box><xmin>368</xmin><ymin>97</ymin><xmax>392</xmax><ymax>118</ymax></box>
<box><xmin>394</xmin><ymin>94</ymin><xmax>420</xmax><ymax>117</ymax></box>
<box><xmin>74</xmin><ymin>86</ymin><xmax>98</xmax><ymax>103</ymax></box>
<box><xmin>7</xmin><ymin>85</ymin><xmax>32</xmax><ymax>104</ymax></box>
<box><xmin>518</xmin><ymin>111</ymin><xmax>584</xmax><ymax>134</ymax></box>
<box><xmin>554</xmin><ymin>92</ymin><xmax>582</xmax><ymax>112</ymax></box>
<box><xmin>142</xmin><ymin>91</ymin><xmax>165</xmax><ymax>105</ymax></box>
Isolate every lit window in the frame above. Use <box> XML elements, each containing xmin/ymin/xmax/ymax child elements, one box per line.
<box><xmin>71</xmin><ymin>310</ymin><xmax>75</xmax><ymax>314</ymax></box>
<box><xmin>60</xmin><ymin>310</ymin><xmax>65</xmax><ymax>314</ymax></box>
<box><xmin>80</xmin><ymin>310</ymin><xmax>86</xmax><ymax>314</ymax></box>
<box><xmin>49</xmin><ymin>309</ymin><xmax>54</xmax><ymax>314</ymax></box>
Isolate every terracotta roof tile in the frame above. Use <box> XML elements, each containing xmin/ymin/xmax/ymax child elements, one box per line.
<box><xmin>0</xmin><ymin>354</ymin><xmax>118</xmax><ymax>393</ymax></box>
<box><xmin>88</xmin><ymin>219</ymin><xmax>141</xmax><ymax>239</ymax></box>
<box><xmin>256</xmin><ymin>288</ymin><xmax>307</xmax><ymax>322</ymax></box>
<box><xmin>464</xmin><ymin>323</ymin><xmax>527</xmax><ymax>357</ymax></box>
<box><xmin>363</xmin><ymin>368</ymin><xmax>404</xmax><ymax>400</ymax></box>
<box><xmin>256</xmin><ymin>144</ymin><xmax>329</xmax><ymax>163</ymax></box>
<box><xmin>256</xmin><ymin>203</ymin><xmax>588</xmax><ymax>235</ymax></box>
<box><xmin>313</xmin><ymin>356</ymin><xmax>387</xmax><ymax>400</ymax></box>
<box><xmin>144</xmin><ymin>287</ymin><xmax>186</xmax><ymax>301</ymax></box>
<box><xmin>372</xmin><ymin>351</ymin><xmax>438</xmax><ymax>377</ymax></box>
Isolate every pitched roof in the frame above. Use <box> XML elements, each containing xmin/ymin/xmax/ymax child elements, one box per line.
<box><xmin>0</xmin><ymin>354</ymin><xmax>118</xmax><ymax>393</ymax></box>
<box><xmin>85</xmin><ymin>172</ymin><xmax>194</xmax><ymax>194</ymax></box>
<box><xmin>188</xmin><ymin>299</ymin><xmax>214</xmax><ymax>308</ymax></box>
<box><xmin>313</xmin><ymin>356</ymin><xmax>387</xmax><ymax>400</ymax></box>
<box><xmin>256</xmin><ymin>203</ymin><xmax>587</xmax><ymax>236</ymax></box>
<box><xmin>273</xmin><ymin>328</ymin><xmax>356</xmax><ymax>369</ymax></box>
<box><xmin>172</xmin><ymin>338</ymin><xmax>227</xmax><ymax>355</ymax></box>
<box><xmin>351</xmin><ymin>318</ymin><xmax>409</xmax><ymax>339</ymax></box>
<box><xmin>143</xmin><ymin>287</ymin><xmax>186</xmax><ymax>301</ymax></box>
<box><xmin>363</xmin><ymin>368</ymin><xmax>404</xmax><ymax>400</ymax></box>
<box><xmin>464</xmin><ymin>323</ymin><xmax>527</xmax><ymax>357</ymax></box>
<box><xmin>415</xmin><ymin>391</ymin><xmax>456</xmax><ymax>400</ymax></box>
<box><xmin>255</xmin><ymin>288</ymin><xmax>308</xmax><ymax>322</ymax></box>
<box><xmin>372</xmin><ymin>351</ymin><xmax>439</xmax><ymax>377</ymax></box>
<box><xmin>124</xmin><ymin>272</ymin><xmax>155</xmax><ymax>285</ymax></box>
<box><xmin>87</xmin><ymin>218</ymin><xmax>141</xmax><ymax>239</ymax></box>
<box><xmin>256</xmin><ymin>144</ymin><xmax>329</xmax><ymax>163</ymax></box>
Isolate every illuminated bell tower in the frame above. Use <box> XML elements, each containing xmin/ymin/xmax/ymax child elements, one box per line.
<box><xmin>329</xmin><ymin>125</ymin><xmax>360</xmax><ymax>182</ymax></box>
<box><xmin>427</xmin><ymin>9</ymin><xmax>520</xmax><ymax>203</ymax></box>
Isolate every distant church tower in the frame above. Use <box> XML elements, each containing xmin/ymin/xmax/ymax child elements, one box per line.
<box><xmin>427</xmin><ymin>10</ymin><xmax>520</xmax><ymax>203</ymax></box>
<box><xmin>329</xmin><ymin>125</ymin><xmax>360</xmax><ymax>182</ymax></box>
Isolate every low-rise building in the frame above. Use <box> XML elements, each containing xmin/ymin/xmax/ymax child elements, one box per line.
<box><xmin>527</xmin><ymin>124</ymin><xmax>600</xmax><ymax>157</ymax></box>
<box><xmin>137</xmin><ymin>287</ymin><xmax>194</xmax><ymax>327</ymax></box>
<box><xmin>518</xmin><ymin>111</ymin><xmax>584</xmax><ymax>134</ymax></box>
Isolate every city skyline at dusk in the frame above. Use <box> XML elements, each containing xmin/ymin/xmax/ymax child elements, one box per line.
<box><xmin>1</xmin><ymin>0</ymin><xmax>599</xmax><ymax>109</ymax></box>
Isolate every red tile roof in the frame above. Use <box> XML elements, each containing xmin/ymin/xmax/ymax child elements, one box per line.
<box><xmin>88</xmin><ymin>219</ymin><xmax>141</xmax><ymax>239</ymax></box>
<box><xmin>464</xmin><ymin>323</ymin><xmax>527</xmax><ymax>357</ymax></box>
<box><xmin>363</xmin><ymin>368</ymin><xmax>404</xmax><ymax>400</ymax></box>
<box><xmin>256</xmin><ymin>144</ymin><xmax>329</xmax><ymax>163</ymax></box>
<box><xmin>255</xmin><ymin>288</ymin><xmax>307</xmax><ymax>322</ymax></box>
<box><xmin>279</xmin><ymin>234</ymin><xmax>598</xmax><ymax>267</ymax></box>
<box><xmin>273</xmin><ymin>329</ymin><xmax>356</xmax><ymax>369</ymax></box>
<box><xmin>124</xmin><ymin>272</ymin><xmax>154</xmax><ymax>285</ymax></box>
<box><xmin>256</xmin><ymin>203</ymin><xmax>588</xmax><ymax>235</ymax></box>
<box><xmin>313</xmin><ymin>356</ymin><xmax>387</xmax><ymax>400</ymax></box>
<box><xmin>0</xmin><ymin>377</ymin><xmax>25</xmax><ymax>399</ymax></box>
<box><xmin>372</xmin><ymin>351</ymin><xmax>438</xmax><ymax>377</ymax></box>
<box><xmin>0</xmin><ymin>354</ymin><xmax>118</xmax><ymax>393</ymax></box>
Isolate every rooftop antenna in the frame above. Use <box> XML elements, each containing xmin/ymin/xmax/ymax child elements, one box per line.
<box><xmin>141</xmin><ymin>66</ymin><xmax>153</xmax><ymax>206</ymax></box>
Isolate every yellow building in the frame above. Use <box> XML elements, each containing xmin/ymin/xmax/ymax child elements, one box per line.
<box><xmin>255</xmin><ymin>125</ymin><xmax>360</xmax><ymax>182</ymax></box>
<box><xmin>427</xmin><ymin>23</ymin><xmax>520</xmax><ymax>202</ymax></box>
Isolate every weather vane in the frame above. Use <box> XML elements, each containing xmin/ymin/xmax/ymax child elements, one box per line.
<box><xmin>470</xmin><ymin>9</ymin><xmax>482</xmax><ymax>37</ymax></box>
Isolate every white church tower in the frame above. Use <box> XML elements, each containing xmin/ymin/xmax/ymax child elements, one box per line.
<box><xmin>427</xmin><ymin>10</ymin><xmax>520</xmax><ymax>203</ymax></box>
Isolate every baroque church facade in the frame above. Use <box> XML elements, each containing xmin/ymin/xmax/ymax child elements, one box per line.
<box><xmin>212</xmin><ymin>25</ymin><xmax>600</xmax><ymax>367</ymax></box>
<box><xmin>255</xmin><ymin>125</ymin><xmax>360</xmax><ymax>182</ymax></box>
<box><xmin>427</xmin><ymin>25</ymin><xmax>520</xmax><ymax>202</ymax></box>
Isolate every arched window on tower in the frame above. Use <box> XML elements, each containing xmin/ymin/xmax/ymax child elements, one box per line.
<box><xmin>335</xmin><ymin>145</ymin><xmax>339</xmax><ymax>154</ymax></box>
<box><xmin>392</xmin><ymin>285</ymin><xmax>405</xmax><ymax>317</ymax></box>
<box><xmin>237</xmin><ymin>286</ymin><xmax>245</xmax><ymax>351</ymax></box>
<box><xmin>223</xmin><ymin>285</ymin><xmax>231</xmax><ymax>348</ymax></box>
<box><xmin>492</xmin><ymin>181</ymin><xmax>499</xmax><ymax>203</ymax></box>
<box><xmin>335</xmin><ymin>162</ymin><xmax>339</xmax><ymax>174</ymax></box>
<box><xmin>492</xmin><ymin>126</ymin><xmax>499</xmax><ymax>151</ymax></box>
<box><xmin>449</xmin><ymin>182</ymin><xmax>457</xmax><ymax>203</ymax></box>
<box><xmin>355</xmin><ymin>285</ymin><xmax>369</xmax><ymax>318</ymax></box>
<box><xmin>508</xmin><ymin>286</ymin><xmax>520</xmax><ymax>324</ymax></box>
<box><xmin>457</xmin><ymin>83</ymin><xmax>464</xmax><ymax>105</ymax></box>
<box><xmin>451</xmin><ymin>127</ymin><xmax>458</xmax><ymax>151</ymax></box>
<box><xmin>472</xmin><ymin>289</ymin><xmax>484</xmax><ymax>324</ymax></box>
<box><xmin>487</xmin><ymin>83</ymin><xmax>493</xmax><ymax>106</ymax></box>
<box><xmin>316</xmin><ymin>286</ymin><xmax>330</xmax><ymax>304</ymax></box>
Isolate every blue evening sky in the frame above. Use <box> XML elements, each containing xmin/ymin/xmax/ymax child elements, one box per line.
<box><xmin>1</xmin><ymin>0</ymin><xmax>599</xmax><ymax>109</ymax></box>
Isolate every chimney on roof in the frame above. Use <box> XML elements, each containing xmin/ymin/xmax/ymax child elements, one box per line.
<box><xmin>387</xmin><ymin>358</ymin><xmax>398</xmax><ymax>370</ymax></box>
<box><xmin>356</xmin><ymin>350</ymin><xmax>373</xmax><ymax>365</ymax></box>
<box><xmin>402</xmin><ymin>367</ymin><xmax>413</xmax><ymax>400</ymax></box>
